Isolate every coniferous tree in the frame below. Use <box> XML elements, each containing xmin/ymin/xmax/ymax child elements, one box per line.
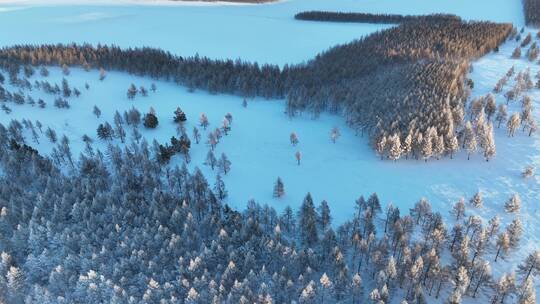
<box><xmin>273</xmin><ymin>177</ymin><xmax>285</xmax><ymax>198</ymax></box>
<box><xmin>174</xmin><ymin>107</ymin><xmax>187</xmax><ymax>123</ymax></box>
<box><xmin>214</xmin><ymin>174</ymin><xmax>227</xmax><ymax>201</ymax></box>
<box><xmin>299</xmin><ymin>193</ymin><xmax>318</xmax><ymax>247</ymax></box>
<box><xmin>92</xmin><ymin>105</ymin><xmax>102</xmax><ymax>118</ymax></box>
<box><xmin>217</xmin><ymin>153</ymin><xmax>231</xmax><ymax>175</ymax></box>
<box><xmin>143</xmin><ymin>109</ymin><xmax>159</xmax><ymax>129</ymax></box>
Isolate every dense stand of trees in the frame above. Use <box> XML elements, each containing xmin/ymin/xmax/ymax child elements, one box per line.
<box><xmin>0</xmin><ymin>119</ymin><xmax>537</xmax><ymax>303</ymax></box>
<box><xmin>523</xmin><ymin>0</ymin><xmax>540</xmax><ymax>26</ymax></box>
<box><xmin>294</xmin><ymin>11</ymin><xmax>461</xmax><ymax>24</ymax></box>
<box><xmin>0</xmin><ymin>16</ymin><xmax>512</xmax><ymax>160</ymax></box>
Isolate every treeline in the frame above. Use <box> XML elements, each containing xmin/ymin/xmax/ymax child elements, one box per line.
<box><xmin>523</xmin><ymin>0</ymin><xmax>540</xmax><ymax>26</ymax></box>
<box><xmin>0</xmin><ymin>119</ymin><xmax>537</xmax><ymax>303</ymax></box>
<box><xmin>0</xmin><ymin>17</ymin><xmax>512</xmax><ymax>160</ymax></box>
<box><xmin>294</xmin><ymin>11</ymin><xmax>461</xmax><ymax>24</ymax></box>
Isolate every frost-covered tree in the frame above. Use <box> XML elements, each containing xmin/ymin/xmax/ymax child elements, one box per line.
<box><xmin>217</xmin><ymin>153</ymin><xmax>231</xmax><ymax>175</ymax></box>
<box><xmin>330</xmin><ymin>127</ymin><xmax>341</xmax><ymax>144</ymax></box>
<box><xmin>504</xmin><ymin>194</ymin><xmax>521</xmax><ymax>213</ymax></box>
<box><xmin>295</xmin><ymin>151</ymin><xmax>302</xmax><ymax>165</ymax></box>
<box><xmin>376</xmin><ymin>135</ymin><xmax>387</xmax><ymax>160</ymax></box>
<box><xmin>199</xmin><ymin>113</ymin><xmax>209</xmax><ymax>130</ymax></box>
<box><xmin>451</xmin><ymin>198</ymin><xmax>466</xmax><ymax>220</ymax></box>
<box><xmin>495</xmin><ymin>232</ymin><xmax>510</xmax><ymax>262</ymax></box>
<box><xmin>99</xmin><ymin>67</ymin><xmax>107</xmax><ymax>81</ymax></box>
<box><xmin>214</xmin><ymin>174</ymin><xmax>227</xmax><ymax>201</ymax></box>
<box><xmin>290</xmin><ymin>132</ymin><xmax>299</xmax><ymax>146</ymax></box>
<box><xmin>45</xmin><ymin>127</ymin><xmax>57</xmax><ymax>143</ymax></box>
<box><xmin>174</xmin><ymin>107</ymin><xmax>187</xmax><ymax>124</ymax></box>
<box><xmin>127</xmin><ymin>83</ymin><xmax>137</xmax><ymax>99</ymax></box>
<box><xmin>469</xmin><ymin>191</ymin><xmax>482</xmax><ymax>208</ymax></box>
<box><xmin>507</xmin><ymin>113</ymin><xmax>521</xmax><ymax>137</ymax></box>
<box><xmin>517</xmin><ymin>251</ymin><xmax>540</xmax><ymax>282</ymax></box>
<box><xmin>518</xmin><ymin>277</ymin><xmax>536</xmax><ymax>304</ymax></box>
<box><xmin>388</xmin><ymin>134</ymin><xmax>402</xmax><ymax>161</ymax></box>
<box><xmin>192</xmin><ymin>127</ymin><xmax>201</xmax><ymax>144</ymax></box>
<box><xmin>319</xmin><ymin>273</ymin><xmax>333</xmax><ymax>304</ymax></box>
<box><xmin>495</xmin><ymin>104</ymin><xmax>508</xmax><ymax>128</ymax></box>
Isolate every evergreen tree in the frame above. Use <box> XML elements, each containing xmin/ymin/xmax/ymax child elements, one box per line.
<box><xmin>273</xmin><ymin>177</ymin><xmax>285</xmax><ymax>198</ymax></box>
<box><xmin>299</xmin><ymin>193</ymin><xmax>318</xmax><ymax>247</ymax></box>
<box><xmin>214</xmin><ymin>174</ymin><xmax>227</xmax><ymax>201</ymax></box>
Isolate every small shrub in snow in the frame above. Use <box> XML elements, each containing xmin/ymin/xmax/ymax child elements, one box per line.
<box><xmin>522</xmin><ymin>166</ymin><xmax>535</xmax><ymax>178</ymax></box>
<box><xmin>54</xmin><ymin>98</ymin><xmax>70</xmax><ymax>109</ymax></box>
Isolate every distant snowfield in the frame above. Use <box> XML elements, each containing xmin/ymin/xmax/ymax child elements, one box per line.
<box><xmin>0</xmin><ymin>0</ymin><xmax>524</xmax><ymax>66</ymax></box>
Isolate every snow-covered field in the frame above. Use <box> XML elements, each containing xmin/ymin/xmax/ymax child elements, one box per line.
<box><xmin>0</xmin><ymin>0</ymin><xmax>539</xmax><ymax>293</ymax></box>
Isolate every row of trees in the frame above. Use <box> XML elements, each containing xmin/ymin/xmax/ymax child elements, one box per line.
<box><xmin>0</xmin><ymin>121</ymin><xmax>537</xmax><ymax>304</ymax></box>
<box><xmin>294</xmin><ymin>11</ymin><xmax>460</xmax><ymax>24</ymax></box>
<box><xmin>0</xmin><ymin>15</ymin><xmax>513</xmax><ymax>159</ymax></box>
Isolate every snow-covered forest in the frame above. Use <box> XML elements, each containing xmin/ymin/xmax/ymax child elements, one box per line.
<box><xmin>0</xmin><ymin>0</ymin><xmax>539</xmax><ymax>303</ymax></box>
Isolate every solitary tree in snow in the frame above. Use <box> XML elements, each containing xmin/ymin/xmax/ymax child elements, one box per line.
<box><xmin>93</xmin><ymin>105</ymin><xmax>102</xmax><ymax>119</ymax></box>
<box><xmin>470</xmin><ymin>191</ymin><xmax>483</xmax><ymax>208</ymax></box>
<box><xmin>273</xmin><ymin>177</ymin><xmax>285</xmax><ymax>198</ymax></box>
<box><xmin>290</xmin><ymin>132</ymin><xmax>299</xmax><ymax>146</ymax></box>
<box><xmin>221</xmin><ymin>118</ymin><xmax>230</xmax><ymax>135</ymax></box>
<box><xmin>295</xmin><ymin>151</ymin><xmax>302</xmax><ymax>165</ymax></box>
<box><xmin>199</xmin><ymin>113</ymin><xmax>209</xmax><ymax>130</ymax></box>
<box><xmin>174</xmin><ymin>107</ymin><xmax>187</xmax><ymax>124</ymax></box>
<box><xmin>127</xmin><ymin>84</ymin><xmax>137</xmax><ymax>100</ymax></box>
<box><xmin>99</xmin><ymin>68</ymin><xmax>107</xmax><ymax>81</ymax></box>
<box><xmin>522</xmin><ymin>165</ymin><xmax>535</xmax><ymax>178</ymax></box>
<box><xmin>192</xmin><ymin>127</ymin><xmax>201</xmax><ymax>144</ymax></box>
<box><xmin>330</xmin><ymin>127</ymin><xmax>341</xmax><ymax>143</ymax></box>
<box><xmin>504</xmin><ymin>194</ymin><xmax>521</xmax><ymax>213</ymax></box>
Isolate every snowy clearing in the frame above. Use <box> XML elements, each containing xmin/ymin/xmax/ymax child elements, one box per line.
<box><xmin>1</xmin><ymin>32</ymin><xmax>539</xmax><ymax>260</ymax></box>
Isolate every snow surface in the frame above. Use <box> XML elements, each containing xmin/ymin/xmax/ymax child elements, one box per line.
<box><xmin>0</xmin><ymin>0</ymin><xmax>524</xmax><ymax>66</ymax></box>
